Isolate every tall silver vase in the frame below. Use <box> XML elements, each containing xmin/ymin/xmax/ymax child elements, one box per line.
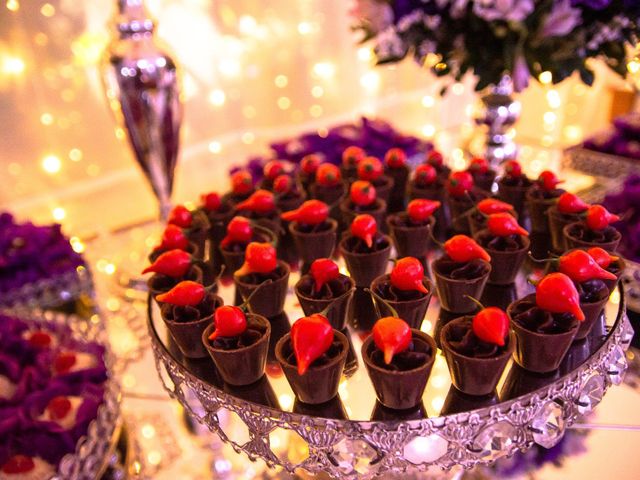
<box><xmin>475</xmin><ymin>75</ymin><xmax>521</xmax><ymax>167</ymax></box>
<box><xmin>102</xmin><ymin>0</ymin><xmax>182</xmax><ymax>222</ymax></box>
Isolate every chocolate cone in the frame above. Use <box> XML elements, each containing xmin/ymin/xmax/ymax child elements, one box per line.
<box><xmin>186</xmin><ymin>210</ymin><xmax>211</xmax><ymax>260</ymax></box>
<box><xmin>475</xmin><ymin>229</ymin><xmax>530</xmax><ymax>285</ymax></box>
<box><xmin>508</xmin><ymin>295</ymin><xmax>579</xmax><ymax>373</ymax></box>
<box><xmin>219</xmin><ymin>226</ymin><xmax>277</xmax><ymax>275</ymax></box>
<box><xmin>147</xmin><ymin>261</ymin><xmax>217</xmax><ymax>298</ymax></box>
<box><xmin>448</xmin><ymin>195</ymin><xmax>474</xmax><ymax>234</ymax></box>
<box><xmin>471</xmin><ymin>170</ymin><xmax>496</xmax><ymax>192</ymax></box>
<box><xmin>149</xmin><ymin>240</ymin><xmax>201</xmax><ymax>263</ymax></box>
<box><xmin>348</xmin><ymin>287</ymin><xmax>379</xmax><ymax>332</ymax></box>
<box><xmin>202</xmin><ymin>314</ymin><xmax>271</xmax><ymax>386</ymax></box>
<box><xmin>547</xmin><ymin>206</ymin><xmax>581</xmax><ymax>254</ymax></box>
<box><xmin>559</xmin><ymin>338</ymin><xmax>592</xmax><ymax>376</ymax></box>
<box><xmin>362</xmin><ymin>330</ymin><xmax>436</xmax><ymax>410</ymax></box>
<box><xmin>223</xmin><ymin>375</ymin><xmax>280</xmax><ymax>409</ymax></box>
<box><xmin>289</xmin><ymin>219</ymin><xmax>338</xmax><ymax>265</ymax></box>
<box><xmin>340</xmin><ymin>235</ymin><xmax>391</xmax><ymax>288</ymax></box>
<box><xmin>434</xmin><ymin>309</ymin><xmax>460</xmax><ymax>349</ymax></box>
<box><xmin>525</xmin><ymin>189</ymin><xmax>556</xmax><ymax>234</ymax></box>
<box><xmin>440</xmin><ymin>386</ymin><xmax>499</xmax><ymax>415</ymax></box>
<box><xmin>370</xmin><ymin>274</ymin><xmax>433</xmax><ymax>330</ymax></box>
<box><xmin>339</xmin><ymin>198</ymin><xmax>387</xmax><ymax>234</ymax></box>
<box><xmin>386</xmin><ymin>215</ymin><xmax>435</xmax><ymax>261</ymax></box>
<box><xmin>563</xmin><ymin>222</ymin><xmax>622</xmax><ymax>252</ymax></box>
<box><xmin>480</xmin><ymin>283</ymin><xmax>517</xmax><ymax>311</ymax></box>
<box><xmin>339</xmin><ymin>164</ymin><xmax>358</xmax><ymax>184</ymax></box>
<box><xmin>276</xmin><ymin>330</ymin><xmax>348</xmax><ymax>404</ymax></box>
<box><xmin>161</xmin><ymin>293</ymin><xmax>223</xmax><ymax>359</ymax></box>
<box><xmin>432</xmin><ymin>257</ymin><xmax>491</xmax><ymax>314</ymax></box>
<box><xmin>294</xmin><ymin>276</ymin><xmax>355</xmax><ymax>330</ymax></box>
<box><xmin>234</xmin><ymin>261</ymin><xmax>290</xmax><ymax>318</ymax></box>
<box><xmin>371</xmin><ymin>175</ymin><xmax>394</xmax><ymax>206</ymax></box>
<box><xmin>371</xmin><ymin>400</ymin><xmax>427</xmax><ymax>421</ymax></box>
<box><xmin>309</xmin><ymin>182</ymin><xmax>346</xmax><ymax>209</ymax></box>
<box><xmin>385</xmin><ymin>165</ymin><xmax>410</xmax><ymax>213</ymax></box>
<box><xmin>293</xmin><ymin>396</ymin><xmax>348</xmax><ymax>420</ymax></box>
<box><xmin>603</xmin><ymin>256</ymin><xmax>625</xmax><ymax>293</ymax></box>
<box><xmin>440</xmin><ymin>317</ymin><xmax>513</xmax><ymax>396</ymax></box>
<box><xmin>575</xmin><ymin>296</ymin><xmax>608</xmax><ymax>340</ymax></box>
<box><xmin>267</xmin><ymin>311</ymin><xmax>291</xmax><ymax>362</ymax></box>
<box><xmin>500</xmin><ymin>363</ymin><xmax>560</xmax><ymax>400</ymax></box>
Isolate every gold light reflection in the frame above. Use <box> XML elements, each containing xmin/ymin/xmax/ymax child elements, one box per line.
<box><xmin>42</xmin><ymin>154</ymin><xmax>61</xmax><ymax>174</ymax></box>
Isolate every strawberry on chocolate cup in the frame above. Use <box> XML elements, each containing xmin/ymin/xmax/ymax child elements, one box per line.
<box><xmin>159</xmin><ymin>292</ymin><xmax>224</xmax><ymax>359</ymax></box>
<box><xmin>275</xmin><ymin>330</ymin><xmax>348</xmax><ymax>404</ymax></box>
<box><xmin>219</xmin><ymin>225</ymin><xmax>277</xmax><ymax>274</ymax></box>
<box><xmin>234</xmin><ymin>261</ymin><xmax>290</xmax><ymax>318</ymax></box>
<box><xmin>202</xmin><ymin>313</ymin><xmax>271</xmax><ymax>386</ymax></box>
<box><xmin>370</xmin><ymin>274</ymin><xmax>433</xmax><ymax>330</ymax></box>
<box><xmin>147</xmin><ymin>260</ymin><xmax>218</xmax><ymax>297</ymax></box>
<box><xmin>289</xmin><ymin>219</ymin><xmax>338</xmax><ymax>266</ymax></box>
<box><xmin>340</xmin><ymin>234</ymin><xmax>392</xmax><ymax>288</ymax></box>
<box><xmin>361</xmin><ymin>330</ymin><xmax>436</xmax><ymax>410</ymax></box>
<box><xmin>339</xmin><ymin>197</ymin><xmax>387</xmax><ymax>232</ymax></box>
<box><xmin>294</xmin><ymin>274</ymin><xmax>355</xmax><ymax>330</ymax></box>
<box><xmin>432</xmin><ymin>257</ymin><xmax>491</xmax><ymax>313</ymax></box>
<box><xmin>474</xmin><ymin>228</ymin><xmax>530</xmax><ymax>285</ymax></box>
<box><xmin>507</xmin><ymin>294</ymin><xmax>579</xmax><ymax>373</ymax></box>
<box><xmin>440</xmin><ymin>316</ymin><xmax>513</xmax><ymax>396</ymax></box>
<box><xmin>448</xmin><ymin>188</ymin><xmax>489</xmax><ymax>234</ymax></box>
<box><xmin>563</xmin><ymin>221</ymin><xmax>622</xmax><ymax>252</ymax></box>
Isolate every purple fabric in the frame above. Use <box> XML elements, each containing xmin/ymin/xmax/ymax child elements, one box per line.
<box><xmin>0</xmin><ymin>212</ymin><xmax>85</xmax><ymax>294</ymax></box>
<box><xmin>603</xmin><ymin>174</ymin><xmax>640</xmax><ymax>262</ymax></box>
<box><xmin>572</xmin><ymin>0</ymin><xmax>612</xmax><ymax>9</ymax></box>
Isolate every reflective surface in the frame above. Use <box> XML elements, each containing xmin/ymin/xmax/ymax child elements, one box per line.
<box><xmin>148</xmin><ymin>254</ymin><xmax>621</xmax><ymax>422</ymax></box>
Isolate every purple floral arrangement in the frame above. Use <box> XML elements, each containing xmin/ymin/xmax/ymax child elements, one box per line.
<box><xmin>583</xmin><ymin>113</ymin><xmax>640</xmax><ymax>160</ymax></box>
<box><xmin>352</xmin><ymin>1</ymin><xmax>639</xmax><ymax>92</ymax></box>
<box><xmin>0</xmin><ymin>212</ymin><xmax>85</xmax><ymax>295</ymax></box>
<box><xmin>230</xmin><ymin>116</ymin><xmax>432</xmax><ymax>180</ymax></box>
<box><xmin>603</xmin><ymin>174</ymin><xmax>640</xmax><ymax>262</ymax></box>
<box><xmin>0</xmin><ymin>313</ymin><xmax>107</xmax><ymax>473</ymax></box>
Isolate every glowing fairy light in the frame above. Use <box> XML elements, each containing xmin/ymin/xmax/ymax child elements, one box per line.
<box><xmin>312</xmin><ymin>62</ymin><xmax>335</xmax><ymax>79</ymax></box>
<box><xmin>1</xmin><ymin>55</ymin><xmax>25</xmax><ymax>75</ymax></box>
<box><xmin>539</xmin><ymin>71</ymin><xmax>552</xmax><ymax>85</ymax></box>
<box><xmin>422</xmin><ymin>95</ymin><xmax>435</xmax><ymax>108</ymax></box>
<box><xmin>52</xmin><ymin>207</ymin><xmax>66</xmax><ymax>221</ymax></box>
<box><xmin>42</xmin><ymin>154</ymin><xmax>61</xmax><ymax>174</ymax></box>
<box><xmin>208</xmin><ymin>89</ymin><xmax>226</xmax><ymax>106</ymax></box>
<box><xmin>274</xmin><ymin>75</ymin><xmax>288</xmax><ymax>88</ymax></box>
<box><xmin>5</xmin><ymin>0</ymin><xmax>18</xmax><ymax>12</ymax></box>
<box><xmin>277</xmin><ymin>96</ymin><xmax>291</xmax><ymax>110</ymax></box>
<box><xmin>360</xmin><ymin>71</ymin><xmax>380</xmax><ymax>92</ymax></box>
<box><xmin>357</xmin><ymin>47</ymin><xmax>372</xmax><ymax>62</ymax></box>
<box><xmin>311</xmin><ymin>85</ymin><xmax>324</xmax><ymax>98</ymax></box>
<box><xmin>208</xmin><ymin>141</ymin><xmax>222</xmax><ymax>154</ymax></box>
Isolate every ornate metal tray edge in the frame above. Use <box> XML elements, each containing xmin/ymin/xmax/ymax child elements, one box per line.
<box><xmin>147</xmin><ymin>285</ymin><xmax>632</xmax><ymax>478</ymax></box>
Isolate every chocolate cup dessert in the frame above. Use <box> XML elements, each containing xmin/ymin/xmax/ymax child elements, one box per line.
<box><xmin>547</xmin><ymin>206</ymin><xmax>582</xmax><ymax>253</ymax></box>
<box><xmin>294</xmin><ymin>396</ymin><xmax>348</xmax><ymax>420</ymax></box>
<box><xmin>434</xmin><ymin>309</ymin><xmax>461</xmax><ymax>349</ymax></box>
<box><xmin>507</xmin><ymin>294</ymin><xmax>579</xmax><ymax>373</ymax></box>
<box><xmin>575</xmin><ymin>279</ymin><xmax>610</xmax><ymax>340</ymax></box>
<box><xmin>297</xmin><ymin>171</ymin><xmax>314</xmax><ymax>196</ymax></box>
<box><xmin>276</xmin><ymin>330</ymin><xmax>348</xmax><ymax>404</ymax></box>
<box><xmin>386</xmin><ymin>214</ymin><xmax>435</xmax><ymax>265</ymax></box>
<box><xmin>222</xmin><ymin>189</ymin><xmax>254</xmax><ymax>207</ymax></box>
<box><xmin>475</xmin><ymin>229</ymin><xmax>530</xmax><ymax>285</ymax></box>
<box><xmin>432</xmin><ymin>257</ymin><xmax>491</xmax><ymax>314</ymax></box>
<box><xmin>440</xmin><ymin>386</ymin><xmax>499</xmax><ymax>415</ymax></box>
<box><xmin>370</xmin><ymin>274</ymin><xmax>433</xmax><ymax>330</ymax></box>
<box><xmin>369</xmin><ymin>175</ymin><xmax>394</xmax><ymax>206</ymax></box>
<box><xmin>267</xmin><ymin>311</ymin><xmax>291</xmax><ymax>362</ymax></box>
<box><xmin>497</xmin><ymin>176</ymin><xmax>533</xmax><ymax>218</ymax></box>
<box><xmin>340</xmin><ymin>234</ymin><xmax>392</xmax><ymax>288</ymax></box>
<box><xmin>526</xmin><ymin>186</ymin><xmax>564</xmax><ymax>234</ymax></box>
<box><xmin>289</xmin><ymin>219</ymin><xmax>338</xmax><ymax>267</ymax></box>
<box><xmin>469</xmin><ymin>208</ymin><xmax>519</xmax><ymax>238</ymax></box>
<box><xmin>448</xmin><ymin>188</ymin><xmax>489</xmax><ymax>234</ymax></box>
<box><xmin>385</xmin><ymin>165</ymin><xmax>410</xmax><ymax>213</ymax></box>
<box><xmin>202</xmin><ymin>313</ymin><xmax>271</xmax><ymax>386</ymax></box>
<box><xmin>408</xmin><ymin>181</ymin><xmax>449</xmax><ymax>240</ymax></box>
<box><xmin>339</xmin><ymin>164</ymin><xmax>358</xmax><ymax>184</ymax></box>
<box><xmin>185</xmin><ymin>210</ymin><xmax>211</xmax><ymax>259</ymax></box>
<box><xmin>276</xmin><ymin>190</ymin><xmax>306</xmax><ymax>215</ymax></box>
<box><xmin>559</xmin><ymin>338</ymin><xmax>592</xmax><ymax>376</ymax></box>
<box><xmin>219</xmin><ymin>226</ymin><xmax>277</xmax><ymax>274</ymax></box>
<box><xmin>234</xmin><ymin>261</ymin><xmax>291</xmax><ymax>318</ymax></box>
<box><xmin>310</xmin><ymin>181</ymin><xmax>347</xmax><ymax>206</ymax></box>
<box><xmin>294</xmin><ymin>274</ymin><xmax>355</xmax><ymax>330</ymax></box>
<box><xmin>148</xmin><ymin>260</ymin><xmax>218</xmax><ymax>297</ymax></box>
<box><xmin>563</xmin><ymin>222</ymin><xmax>622</xmax><ymax>252</ymax></box>
<box><xmin>235</xmin><ymin>208</ymin><xmax>283</xmax><ymax>239</ymax></box>
<box><xmin>440</xmin><ymin>317</ymin><xmax>513</xmax><ymax>396</ymax></box>
<box><xmin>470</xmin><ymin>170</ymin><xmax>497</xmax><ymax>193</ymax></box>
<box><xmin>371</xmin><ymin>400</ymin><xmax>427</xmax><ymax>421</ymax></box>
<box><xmin>500</xmin><ymin>363</ymin><xmax>560</xmax><ymax>400</ymax></box>
<box><xmin>339</xmin><ymin>198</ymin><xmax>387</xmax><ymax>233</ymax></box>
<box><xmin>603</xmin><ymin>255</ymin><xmax>625</xmax><ymax>293</ymax></box>
<box><xmin>362</xmin><ymin>330</ymin><xmax>437</xmax><ymax>410</ymax></box>
<box><xmin>480</xmin><ymin>283</ymin><xmax>518</xmax><ymax>311</ymax></box>
<box><xmin>204</xmin><ymin>203</ymin><xmax>235</xmax><ymax>245</ymax></box>
<box><xmin>348</xmin><ymin>287</ymin><xmax>379</xmax><ymax>332</ymax></box>
<box><xmin>160</xmin><ymin>292</ymin><xmax>224</xmax><ymax>359</ymax></box>
<box><xmin>149</xmin><ymin>240</ymin><xmax>201</xmax><ymax>263</ymax></box>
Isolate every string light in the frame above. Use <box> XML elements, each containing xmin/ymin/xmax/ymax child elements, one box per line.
<box><xmin>421</xmin><ymin>95</ymin><xmax>434</xmax><ymax>108</ymax></box>
<box><xmin>312</xmin><ymin>61</ymin><xmax>335</xmax><ymax>79</ymax></box>
<box><xmin>1</xmin><ymin>55</ymin><xmax>25</xmax><ymax>75</ymax></box>
<box><xmin>539</xmin><ymin>71</ymin><xmax>553</xmax><ymax>85</ymax></box>
<box><xmin>42</xmin><ymin>154</ymin><xmax>61</xmax><ymax>174</ymax></box>
<box><xmin>5</xmin><ymin>0</ymin><xmax>18</xmax><ymax>12</ymax></box>
<box><xmin>208</xmin><ymin>89</ymin><xmax>226</xmax><ymax>106</ymax></box>
<box><xmin>52</xmin><ymin>207</ymin><xmax>66</xmax><ymax>221</ymax></box>
<box><xmin>40</xmin><ymin>3</ymin><xmax>55</xmax><ymax>17</ymax></box>
<box><xmin>208</xmin><ymin>141</ymin><xmax>222</xmax><ymax>153</ymax></box>
<box><xmin>274</xmin><ymin>75</ymin><xmax>288</xmax><ymax>88</ymax></box>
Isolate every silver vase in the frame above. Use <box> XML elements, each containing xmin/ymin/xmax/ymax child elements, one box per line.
<box><xmin>101</xmin><ymin>0</ymin><xmax>182</xmax><ymax>222</ymax></box>
<box><xmin>475</xmin><ymin>75</ymin><xmax>521</xmax><ymax>167</ymax></box>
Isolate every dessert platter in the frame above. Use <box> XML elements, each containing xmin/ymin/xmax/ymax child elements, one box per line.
<box><xmin>145</xmin><ymin>148</ymin><xmax>633</xmax><ymax>478</ymax></box>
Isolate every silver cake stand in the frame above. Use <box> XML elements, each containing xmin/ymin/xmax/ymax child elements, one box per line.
<box><xmin>147</xmin><ymin>261</ymin><xmax>632</xmax><ymax>479</ymax></box>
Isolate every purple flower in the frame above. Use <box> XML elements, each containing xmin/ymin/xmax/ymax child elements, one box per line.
<box><xmin>542</xmin><ymin>0</ymin><xmax>582</xmax><ymax>37</ymax></box>
<box><xmin>571</xmin><ymin>0</ymin><xmax>612</xmax><ymax>9</ymax></box>
<box><xmin>473</xmin><ymin>0</ymin><xmax>534</xmax><ymax>22</ymax></box>
<box><xmin>513</xmin><ymin>55</ymin><xmax>530</xmax><ymax>92</ymax></box>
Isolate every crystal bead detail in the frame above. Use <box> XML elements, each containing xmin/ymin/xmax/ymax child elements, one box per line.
<box><xmin>329</xmin><ymin>438</ymin><xmax>378</xmax><ymax>475</ymax></box>
<box><xmin>575</xmin><ymin>375</ymin><xmax>605</xmax><ymax>415</ymax></box>
<box><xmin>606</xmin><ymin>346</ymin><xmax>628</xmax><ymax>386</ymax></box>
<box><xmin>269</xmin><ymin>427</ymin><xmax>309</xmax><ymax>466</ymax></box>
<box><xmin>530</xmin><ymin>401</ymin><xmax>565</xmax><ymax>448</ymax></box>
<box><xmin>218</xmin><ymin>409</ymin><xmax>251</xmax><ymax>446</ymax></box>
<box><xmin>403</xmin><ymin>434</ymin><xmax>448</xmax><ymax>464</ymax></box>
<box><xmin>620</xmin><ymin>315</ymin><xmax>634</xmax><ymax>350</ymax></box>
<box><xmin>471</xmin><ymin>421</ymin><xmax>516</xmax><ymax>461</ymax></box>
